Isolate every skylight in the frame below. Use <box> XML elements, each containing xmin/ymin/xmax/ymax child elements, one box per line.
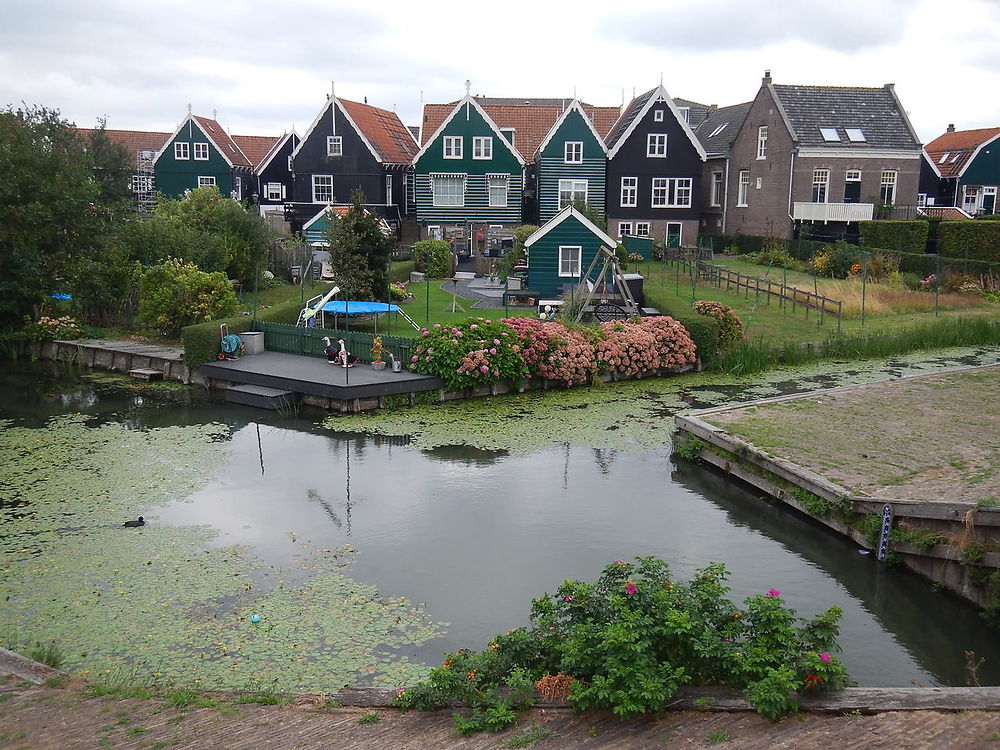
<box><xmin>708</xmin><ymin>123</ymin><xmax>729</xmax><ymax>138</ymax></box>
<box><xmin>938</xmin><ymin>152</ymin><xmax>950</xmax><ymax>164</ymax></box>
<box><xmin>819</xmin><ymin>127</ymin><xmax>840</xmax><ymax>142</ymax></box>
<box><xmin>845</xmin><ymin>128</ymin><xmax>866</xmax><ymax>142</ymax></box>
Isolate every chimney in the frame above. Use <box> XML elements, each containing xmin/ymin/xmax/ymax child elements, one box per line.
<box><xmin>947</xmin><ymin>123</ymin><xmax>956</xmax><ymax>133</ymax></box>
<box><xmin>763</xmin><ymin>70</ymin><xmax>771</xmax><ymax>85</ymax></box>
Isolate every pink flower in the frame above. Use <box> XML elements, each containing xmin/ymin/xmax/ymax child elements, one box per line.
<box><xmin>480</xmin><ymin>365</ymin><xmax>489</xmax><ymax>373</ymax></box>
<box><xmin>457</xmin><ymin>331</ymin><xmax>464</xmax><ymax>338</ymax></box>
<box><xmin>470</xmin><ymin>324</ymin><xmax>478</xmax><ymax>329</ymax></box>
<box><xmin>614</xmin><ymin>560</ymin><xmax>625</xmax><ymax>565</ymax></box>
<box><xmin>434</xmin><ymin>323</ymin><xmax>441</xmax><ymax>329</ymax></box>
<box><xmin>410</xmin><ymin>355</ymin><xmax>418</xmax><ymax>362</ymax></box>
<box><xmin>451</xmin><ymin>328</ymin><xmax>458</xmax><ymax>334</ymax></box>
<box><xmin>492</xmin><ymin>370</ymin><xmax>499</xmax><ymax>376</ymax></box>
<box><xmin>563</xmin><ymin>595</ymin><xmax>573</xmax><ymax>601</ymax></box>
<box><xmin>421</xmin><ymin>329</ymin><xmax>428</xmax><ymax>336</ymax></box>
<box><xmin>489</xmin><ymin>348</ymin><xmax>497</xmax><ymax>355</ymax></box>
<box><xmin>567</xmin><ymin>380</ymin><xmax>573</xmax><ymax>386</ymax></box>
<box><xmin>493</xmin><ymin>339</ymin><xmax>501</xmax><ymax>345</ymax></box>
<box><xmin>819</xmin><ymin>653</ymin><xmax>831</xmax><ymax>663</ymax></box>
<box><xmin>766</xmin><ymin>588</ymin><xmax>781</xmax><ymax>597</ymax></box>
<box><xmin>625</xmin><ymin>582</ymin><xmax>637</xmax><ymax>595</ymax></box>
<box><xmin>549</xmin><ymin>625</ymin><xmax>556</xmax><ymax>630</ymax></box>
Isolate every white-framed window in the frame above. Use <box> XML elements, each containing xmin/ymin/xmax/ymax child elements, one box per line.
<box><xmin>653</xmin><ymin>109</ymin><xmax>665</xmax><ymax>122</ymax></box>
<box><xmin>197</xmin><ymin>175</ymin><xmax>216</xmax><ymax>187</ymax></box>
<box><xmin>500</xmin><ymin>127</ymin><xmax>515</xmax><ymax>145</ymax></box>
<box><xmin>558</xmin><ymin>178</ymin><xmax>587</xmax><ymax>208</ymax></box>
<box><xmin>617</xmin><ymin>221</ymin><xmax>633</xmax><ymax>238</ymax></box>
<box><xmin>620</xmin><ymin>176</ymin><xmax>637</xmax><ymax>207</ymax></box>
<box><xmin>710</xmin><ymin>171</ymin><xmax>723</xmax><ymax>207</ymax></box>
<box><xmin>174</xmin><ymin>142</ymin><xmax>189</xmax><ymax>160</ymax></box>
<box><xmin>737</xmin><ymin>170</ymin><xmax>749</xmax><ymax>206</ymax></box>
<box><xmin>845</xmin><ymin>128</ymin><xmax>866</xmax><ymax>142</ymax></box>
<box><xmin>651</xmin><ymin>177</ymin><xmax>692</xmax><ymax>207</ymax></box>
<box><xmin>427</xmin><ymin>225</ymin><xmax>442</xmax><ymax>240</ymax></box>
<box><xmin>386</xmin><ymin>174</ymin><xmax>393</xmax><ymax>205</ymax></box>
<box><xmin>846</xmin><ymin>169</ymin><xmax>862</xmax><ymax>181</ymax></box>
<box><xmin>193</xmin><ymin>142</ymin><xmax>209</xmax><ymax>160</ymax></box>
<box><xmin>757</xmin><ymin>126</ymin><xmax>768</xmax><ymax>160</ymax></box>
<box><xmin>635</xmin><ymin>221</ymin><xmax>650</xmax><ymax>237</ymax></box>
<box><xmin>812</xmin><ymin>169</ymin><xmax>830</xmax><ymax>202</ymax></box>
<box><xmin>938</xmin><ymin>152</ymin><xmax>950</xmax><ymax>165</ymax></box>
<box><xmin>472</xmin><ymin>136</ymin><xmax>492</xmax><ymax>160</ymax></box>
<box><xmin>880</xmin><ymin>170</ymin><xmax>897</xmax><ymax>205</ymax></box>
<box><xmin>312</xmin><ymin>174</ymin><xmax>333</xmax><ymax>203</ymax></box>
<box><xmin>327</xmin><ymin>136</ymin><xmax>343</xmax><ymax>156</ymax></box>
<box><xmin>432</xmin><ymin>174</ymin><xmax>465</xmax><ymax>206</ymax></box>
<box><xmin>130</xmin><ymin>175</ymin><xmax>153</xmax><ymax>193</ymax></box>
<box><xmin>487</xmin><ymin>174</ymin><xmax>508</xmax><ymax>207</ymax></box>
<box><xmin>647</xmin><ymin>133</ymin><xmax>667</xmax><ymax>157</ymax></box>
<box><xmin>265</xmin><ymin>182</ymin><xmax>283</xmax><ymax>201</ymax></box>
<box><xmin>287</xmin><ymin>156</ymin><xmax>294</xmax><ymax>172</ymax></box>
<box><xmin>820</xmin><ymin>127</ymin><xmax>840</xmax><ymax>142</ymax></box>
<box><xmin>558</xmin><ymin>246</ymin><xmax>581</xmax><ymax>277</ymax></box>
<box><xmin>443</xmin><ymin>136</ymin><xmax>463</xmax><ymax>159</ymax></box>
<box><xmin>564</xmin><ymin>141</ymin><xmax>583</xmax><ymax>163</ymax></box>
<box><xmin>916</xmin><ymin>193</ymin><xmax>927</xmax><ymax>208</ymax></box>
<box><xmin>677</xmin><ymin>107</ymin><xmax>690</xmax><ymax>123</ymax></box>
<box><xmin>232</xmin><ymin>175</ymin><xmax>242</xmax><ymax>201</ymax></box>
<box><xmin>665</xmin><ymin>222</ymin><xmax>682</xmax><ymax>248</ymax></box>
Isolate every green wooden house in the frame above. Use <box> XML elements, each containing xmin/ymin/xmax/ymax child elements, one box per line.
<box><xmin>413</xmin><ymin>95</ymin><xmax>525</xmax><ymax>240</ymax></box>
<box><xmin>523</xmin><ymin>205</ymin><xmax>617</xmax><ymax>297</ymax></box>
<box><xmin>536</xmin><ymin>100</ymin><xmax>609</xmax><ymax>224</ymax></box>
<box><xmin>154</xmin><ymin>113</ymin><xmax>253</xmax><ymax>199</ymax></box>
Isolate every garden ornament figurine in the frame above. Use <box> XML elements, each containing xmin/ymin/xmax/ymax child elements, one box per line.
<box><xmin>322</xmin><ymin>336</ymin><xmax>340</xmax><ymax>364</ymax></box>
<box><xmin>337</xmin><ymin>339</ymin><xmax>358</xmax><ymax>367</ymax></box>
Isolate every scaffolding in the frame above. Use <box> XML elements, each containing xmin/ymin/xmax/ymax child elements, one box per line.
<box><xmin>133</xmin><ymin>148</ymin><xmax>156</xmax><ymax>214</ymax></box>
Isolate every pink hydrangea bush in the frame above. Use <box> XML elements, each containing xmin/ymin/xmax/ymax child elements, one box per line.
<box><xmin>637</xmin><ymin>316</ymin><xmax>697</xmax><ymax>371</ymax></box>
<box><xmin>408</xmin><ymin>318</ymin><xmax>528</xmax><ymax>391</ymax></box>
<box><xmin>693</xmin><ymin>300</ymin><xmax>744</xmax><ymax>347</ymax></box>
<box><xmin>502</xmin><ymin>317</ymin><xmax>598</xmax><ymax>386</ymax></box>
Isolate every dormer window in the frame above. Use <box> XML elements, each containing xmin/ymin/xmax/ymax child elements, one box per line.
<box><xmin>845</xmin><ymin>128</ymin><xmax>866</xmax><ymax>142</ymax></box>
<box><xmin>820</xmin><ymin>127</ymin><xmax>840</xmax><ymax>142</ymax></box>
<box><xmin>327</xmin><ymin>136</ymin><xmax>342</xmax><ymax>156</ymax></box>
<box><xmin>654</xmin><ymin>109</ymin><xmax>665</xmax><ymax>122</ymax></box>
<box><xmin>677</xmin><ymin>107</ymin><xmax>689</xmax><ymax>123</ymax></box>
<box><xmin>500</xmin><ymin>127</ymin><xmax>515</xmax><ymax>146</ymax></box>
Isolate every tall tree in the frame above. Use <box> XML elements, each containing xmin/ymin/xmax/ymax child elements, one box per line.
<box><xmin>323</xmin><ymin>190</ymin><xmax>396</xmax><ymax>300</ymax></box>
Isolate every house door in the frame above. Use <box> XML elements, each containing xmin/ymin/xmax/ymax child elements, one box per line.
<box><xmin>665</xmin><ymin>223</ymin><xmax>682</xmax><ymax>248</ymax></box>
<box><xmin>983</xmin><ymin>187</ymin><xmax>997</xmax><ymax>215</ymax></box>
<box><xmin>963</xmin><ymin>186</ymin><xmax>981</xmax><ymax>214</ymax></box>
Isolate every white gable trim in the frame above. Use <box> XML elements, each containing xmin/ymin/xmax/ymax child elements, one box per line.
<box><xmin>292</xmin><ymin>99</ymin><xmax>333</xmax><ymax>160</ymax></box>
<box><xmin>921</xmin><ymin>149</ymin><xmax>943</xmax><ymax>179</ymax></box>
<box><xmin>334</xmin><ymin>99</ymin><xmax>384</xmax><ymax>163</ymax></box>
<box><xmin>153</xmin><ymin>114</ymin><xmax>235</xmax><ymax>168</ymax></box>
<box><xmin>291</xmin><ymin>98</ymin><xmax>382</xmax><ymax>164</ymax></box>
<box><xmin>536</xmin><ymin>99</ymin><xmax>608</xmax><ymax>158</ymax></box>
<box><xmin>256</xmin><ymin>131</ymin><xmax>297</xmax><ymax>174</ymax></box>
<box><xmin>606</xmin><ymin>85</ymin><xmax>707</xmax><ymax>161</ymax></box>
<box><xmin>412</xmin><ymin>94</ymin><xmax>525</xmax><ymax>167</ymax></box>
<box><xmin>524</xmin><ymin>205</ymin><xmax>616</xmax><ymax>249</ymax></box>
<box><xmin>959</xmin><ymin>131</ymin><xmax>1000</xmax><ymax>179</ymax></box>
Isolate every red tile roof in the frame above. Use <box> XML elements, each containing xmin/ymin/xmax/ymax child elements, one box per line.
<box><xmin>192</xmin><ymin>116</ymin><xmax>253</xmax><ymax>168</ymax></box>
<box><xmin>231</xmin><ymin>134</ymin><xmax>282</xmax><ymax>168</ymax></box>
<box><xmin>420</xmin><ymin>98</ymin><xmax>621</xmax><ymax>160</ymax></box>
<box><xmin>338</xmin><ymin>98</ymin><xmax>418</xmax><ymax>164</ymax></box>
<box><xmin>924</xmin><ymin>127</ymin><xmax>1000</xmax><ymax>178</ymax></box>
<box><xmin>920</xmin><ymin>206</ymin><xmax>972</xmax><ymax>220</ymax></box>
<box><xmin>74</xmin><ymin>128</ymin><xmax>170</xmax><ymax>168</ymax></box>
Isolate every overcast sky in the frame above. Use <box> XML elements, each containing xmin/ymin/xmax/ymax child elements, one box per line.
<box><xmin>2</xmin><ymin>0</ymin><xmax>998</xmax><ymax>144</ymax></box>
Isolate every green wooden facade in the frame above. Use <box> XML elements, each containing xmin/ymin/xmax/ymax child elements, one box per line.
<box><xmin>413</xmin><ymin>97</ymin><xmax>524</xmax><ymax>228</ymax></box>
<box><xmin>537</xmin><ymin>104</ymin><xmax>607</xmax><ymax>224</ymax></box>
<box><xmin>524</xmin><ymin>206</ymin><xmax>617</xmax><ymax>297</ymax></box>
<box><xmin>154</xmin><ymin>116</ymin><xmax>239</xmax><ymax>198</ymax></box>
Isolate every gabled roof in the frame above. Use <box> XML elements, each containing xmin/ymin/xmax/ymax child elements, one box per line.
<box><xmin>605</xmin><ymin>85</ymin><xmax>708</xmax><ymax>160</ymax></box>
<box><xmin>524</xmin><ymin>204</ymin><xmax>616</xmax><ymax>249</ymax></box>
<box><xmin>536</xmin><ymin>99</ymin><xmax>608</xmax><ymax>156</ymax></box>
<box><xmin>768</xmin><ymin>84</ymin><xmax>920</xmax><ymax>150</ymax></box>
<box><xmin>693</xmin><ymin>102</ymin><xmax>753</xmax><ymax>156</ymax></box>
<box><xmin>192</xmin><ymin>116</ymin><xmax>253</xmax><ymax>167</ymax></box>
<box><xmin>303</xmin><ymin>205</ymin><xmax>391</xmax><ymax>244</ymax></box>
<box><xmin>232</xmin><ymin>134</ymin><xmax>282</xmax><ymax>168</ymax></box>
<box><xmin>254</xmin><ymin>131</ymin><xmax>298</xmax><ymax>174</ymax></box>
<box><xmin>74</xmin><ymin>128</ymin><xmax>170</xmax><ymax>168</ymax></box>
<box><xmin>923</xmin><ymin>127</ymin><xmax>1000</xmax><ymax>179</ymax></box>
<box><xmin>674</xmin><ymin>98</ymin><xmax>713</xmax><ymax>130</ymax></box>
<box><xmin>420</xmin><ymin>96</ymin><xmax>619</xmax><ymax>160</ymax></box>
<box><xmin>414</xmin><ymin>95</ymin><xmax>526</xmax><ymax>166</ymax></box>
<box><xmin>294</xmin><ymin>95</ymin><xmax>417</xmax><ymax>166</ymax></box>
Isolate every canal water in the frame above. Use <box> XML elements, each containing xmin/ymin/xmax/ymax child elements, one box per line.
<box><xmin>2</xmin><ymin>355</ymin><xmax>999</xmax><ymax>689</ymax></box>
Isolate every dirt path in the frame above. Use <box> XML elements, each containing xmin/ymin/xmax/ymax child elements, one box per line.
<box><xmin>2</xmin><ymin>679</ymin><xmax>1000</xmax><ymax>750</ymax></box>
<box><xmin>703</xmin><ymin>365</ymin><xmax>1000</xmax><ymax>504</ymax></box>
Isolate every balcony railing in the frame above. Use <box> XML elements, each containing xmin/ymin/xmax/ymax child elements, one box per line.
<box><xmin>793</xmin><ymin>202</ymin><xmax>874</xmax><ymax>223</ymax></box>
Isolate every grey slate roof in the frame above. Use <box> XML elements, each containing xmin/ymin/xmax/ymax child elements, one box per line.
<box><xmin>771</xmin><ymin>84</ymin><xmax>919</xmax><ymax>149</ymax></box>
<box><xmin>694</xmin><ymin>102</ymin><xmax>752</xmax><ymax>156</ymax></box>
<box><xmin>606</xmin><ymin>88</ymin><xmax>656</xmax><ymax>149</ymax></box>
<box><xmin>674</xmin><ymin>98</ymin><xmax>713</xmax><ymax>130</ymax></box>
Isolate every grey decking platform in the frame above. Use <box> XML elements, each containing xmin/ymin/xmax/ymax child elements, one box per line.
<box><xmin>200</xmin><ymin>351</ymin><xmax>443</xmax><ymax>401</ymax></box>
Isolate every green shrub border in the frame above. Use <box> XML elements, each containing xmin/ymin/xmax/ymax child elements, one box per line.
<box><xmin>858</xmin><ymin>220</ymin><xmax>929</xmax><ymax>256</ymax></box>
<box><xmin>181</xmin><ymin>299</ymin><xmax>303</xmax><ymax>366</ymax></box>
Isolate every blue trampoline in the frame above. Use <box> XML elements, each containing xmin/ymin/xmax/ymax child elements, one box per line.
<box><xmin>317</xmin><ymin>300</ymin><xmax>411</xmax><ymax>333</ymax></box>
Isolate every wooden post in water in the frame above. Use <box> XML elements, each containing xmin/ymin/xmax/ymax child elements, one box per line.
<box><xmin>861</xmin><ymin>254</ymin><xmax>868</xmax><ymax>327</ymax></box>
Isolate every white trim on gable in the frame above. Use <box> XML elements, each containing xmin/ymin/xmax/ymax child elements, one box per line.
<box><xmin>412</xmin><ymin>94</ymin><xmax>526</xmax><ymax>167</ymax></box>
<box><xmin>957</xmin><ymin>130</ymin><xmax>1000</xmax><ymax>180</ymax></box>
<box><xmin>290</xmin><ymin>98</ymin><xmax>384</xmax><ymax>164</ymax></box>
<box><xmin>154</xmin><ymin>114</ymin><xmax>235</xmax><ymax>169</ymax></box>
<box><xmin>256</xmin><ymin>131</ymin><xmax>298</xmax><ymax>175</ymax></box>
<box><xmin>524</xmin><ymin>204</ymin><xmax>616</xmax><ymax>249</ymax></box>
<box><xmin>535</xmin><ymin>99</ymin><xmax>608</xmax><ymax>157</ymax></box>
<box><xmin>606</xmin><ymin>85</ymin><xmax>707</xmax><ymax>161</ymax></box>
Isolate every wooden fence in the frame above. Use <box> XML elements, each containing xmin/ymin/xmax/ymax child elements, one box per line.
<box><xmin>255</xmin><ymin>321</ymin><xmax>413</xmax><ymax>364</ymax></box>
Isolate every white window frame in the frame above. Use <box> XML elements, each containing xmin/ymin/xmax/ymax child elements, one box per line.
<box><xmin>431</xmin><ymin>173</ymin><xmax>466</xmax><ymax>207</ymax></box>
<box><xmin>130</xmin><ymin>175</ymin><xmax>153</xmax><ymax>193</ymax></box>
<box><xmin>812</xmin><ymin>169</ymin><xmax>830</xmax><ymax>203</ymax></box>
<box><xmin>174</xmin><ymin>142</ymin><xmax>189</xmax><ymax>160</ymax></box>
<box><xmin>845</xmin><ymin>169</ymin><xmax>862</xmax><ymax>182</ymax></box>
<box><xmin>558</xmin><ymin>246</ymin><xmax>582</xmax><ymax>278</ymax></box>
<box><xmin>653</xmin><ymin>109</ymin><xmax>665</xmax><ymax>122</ymax></box>
<box><xmin>500</xmin><ymin>128</ymin><xmax>515</xmax><ymax>146</ymax></box>
<box><xmin>487</xmin><ymin>173</ymin><xmax>508</xmax><ymax>208</ymax></box>
<box><xmin>710</xmin><ymin>171</ymin><xmax>723</xmax><ymax>207</ymax></box>
<box><xmin>232</xmin><ymin>175</ymin><xmax>242</xmax><ymax>201</ymax></box>
<box><xmin>558</xmin><ymin>178</ymin><xmax>588</xmax><ymax>208</ymax></box>
<box><xmin>635</xmin><ymin>221</ymin><xmax>650</xmax><ymax>237</ymax></box>
<box><xmin>880</xmin><ymin>170</ymin><xmax>897</xmax><ymax>205</ymax></box>
<box><xmin>564</xmin><ymin>141</ymin><xmax>583</xmax><ymax>164</ymax></box>
<box><xmin>647</xmin><ymin>133</ymin><xmax>667</xmax><ymax>158</ymax></box>
<box><xmin>443</xmin><ymin>136</ymin><xmax>463</xmax><ymax>160</ymax></box>
<box><xmin>193</xmin><ymin>142</ymin><xmax>209</xmax><ymax>161</ymax></box>
<box><xmin>472</xmin><ymin>136</ymin><xmax>492</xmax><ymax>160</ymax></box>
<box><xmin>757</xmin><ymin>126</ymin><xmax>767</xmax><ymax>160</ymax></box>
<box><xmin>620</xmin><ymin>176</ymin><xmax>637</xmax><ymax>207</ymax></box>
<box><xmin>845</xmin><ymin>128</ymin><xmax>866</xmax><ymax>142</ymax></box>
<box><xmin>820</xmin><ymin>127</ymin><xmax>840</xmax><ymax>142</ymax></box>
<box><xmin>916</xmin><ymin>193</ymin><xmax>927</xmax><ymax>208</ymax></box>
<box><xmin>265</xmin><ymin>182</ymin><xmax>283</xmax><ymax>201</ymax></box>
<box><xmin>386</xmin><ymin>174</ymin><xmax>393</xmax><ymax>205</ymax></box>
<box><xmin>197</xmin><ymin>175</ymin><xmax>216</xmax><ymax>187</ymax></box>
<box><xmin>665</xmin><ymin>222</ymin><xmax>683</xmax><ymax>247</ymax></box>
<box><xmin>287</xmin><ymin>156</ymin><xmax>294</xmax><ymax>172</ymax></box>
<box><xmin>327</xmin><ymin>136</ymin><xmax>343</xmax><ymax>156</ymax></box>
<box><xmin>651</xmin><ymin>177</ymin><xmax>692</xmax><ymax>208</ymax></box>
<box><xmin>737</xmin><ymin>170</ymin><xmax>749</xmax><ymax>207</ymax></box>
<box><xmin>677</xmin><ymin>107</ymin><xmax>690</xmax><ymax>123</ymax></box>
<box><xmin>312</xmin><ymin>174</ymin><xmax>333</xmax><ymax>203</ymax></box>
<box><xmin>617</xmin><ymin>221</ymin><xmax>633</xmax><ymax>238</ymax></box>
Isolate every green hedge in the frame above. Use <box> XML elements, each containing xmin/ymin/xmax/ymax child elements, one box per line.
<box><xmin>858</xmin><ymin>220</ymin><xmax>929</xmax><ymax>255</ymax></box>
<box><xmin>181</xmin><ymin>298</ymin><xmax>303</xmax><ymax>365</ymax></box>
<box><xmin>938</xmin><ymin>221</ymin><xmax>1000</xmax><ymax>263</ymax></box>
<box><xmin>413</xmin><ymin>239</ymin><xmax>452</xmax><ymax>279</ymax></box>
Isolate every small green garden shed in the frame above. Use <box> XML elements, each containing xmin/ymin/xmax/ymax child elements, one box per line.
<box><xmin>523</xmin><ymin>205</ymin><xmax>618</xmax><ymax>298</ymax></box>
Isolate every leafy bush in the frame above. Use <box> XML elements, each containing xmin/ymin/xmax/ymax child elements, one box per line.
<box><xmin>413</xmin><ymin>239</ymin><xmax>453</xmax><ymax>279</ymax></box>
<box><xmin>409</xmin><ymin>318</ymin><xmax>529</xmax><ymax>391</ymax></box>
<box><xmin>389</xmin><ymin>282</ymin><xmax>410</xmax><ymax>301</ymax></box>
<box><xmin>693</xmin><ymin>301</ymin><xmax>744</xmax><ymax>347</ymax></box>
<box><xmin>398</xmin><ymin>558</ymin><xmax>849</xmax><ymax>734</ymax></box>
<box><xmin>811</xmin><ymin>241</ymin><xmax>862</xmax><ymax>279</ymax></box>
<box><xmin>139</xmin><ymin>258</ymin><xmax>238</xmax><ymax>337</ymax></box>
<box><xmin>938</xmin><ymin>221</ymin><xmax>1000</xmax><ymax>263</ymax></box>
<box><xmin>502</xmin><ymin>318</ymin><xmax>598</xmax><ymax>386</ymax></box>
<box><xmin>741</xmin><ymin>248</ymin><xmax>797</xmax><ymax>269</ymax></box>
<box><xmin>859</xmin><ymin>220</ymin><xmax>929</xmax><ymax>256</ymax></box>
<box><xmin>22</xmin><ymin>315</ymin><xmax>82</xmax><ymax>341</ymax></box>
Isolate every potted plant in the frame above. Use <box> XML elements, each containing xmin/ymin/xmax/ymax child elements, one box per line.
<box><xmin>371</xmin><ymin>336</ymin><xmax>386</xmax><ymax>369</ymax></box>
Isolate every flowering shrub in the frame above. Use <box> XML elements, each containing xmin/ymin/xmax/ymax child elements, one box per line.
<box><xmin>388</xmin><ymin>282</ymin><xmax>410</xmax><ymax>301</ymax></box>
<box><xmin>23</xmin><ymin>315</ymin><xmax>82</xmax><ymax>341</ymax></box>
<box><xmin>502</xmin><ymin>318</ymin><xmax>598</xmax><ymax>386</ymax></box>
<box><xmin>637</xmin><ymin>316</ymin><xmax>698</xmax><ymax>370</ymax></box>
<box><xmin>594</xmin><ymin>321</ymin><xmax>660</xmax><ymax>376</ymax></box>
<box><xmin>398</xmin><ymin>557</ymin><xmax>848</xmax><ymax>734</ymax></box>
<box><xmin>408</xmin><ymin>318</ymin><xmax>528</xmax><ymax>391</ymax></box>
<box><xmin>693</xmin><ymin>301</ymin><xmax>744</xmax><ymax>347</ymax></box>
